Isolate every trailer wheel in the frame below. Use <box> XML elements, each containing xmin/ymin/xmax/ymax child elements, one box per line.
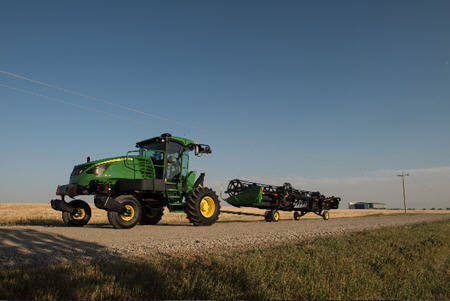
<box><xmin>140</xmin><ymin>207</ymin><xmax>164</xmax><ymax>225</ymax></box>
<box><xmin>185</xmin><ymin>186</ymin><xmax>220</xmax><ymax>226</ymax></box>
<box><xmin>294</xmin><ymin>211</ymin><xmax>301</xmax><ymax>221</ymax></box>
<box><xmin>322</xmin><ymin>210</ymin><xmax>330</xmax><ymax>220</ymax></box>
<box><xmin>107</xmin><ymin>195</ymin><xmax>142</xmax><ymax>229</ymax></box>
<box><xmin>62</xmin><ymin>199</ymin><xmax>91</xmax><ymax>227</ymax></box>
<box><xmin>272</xmin><ymin>211</ymin><xmax>280</xmax><ymax>222</ymax></box>
<box><xmin>264</xmin><ymin>210</ymin><xmax>273</xmax><ymax>222</ymax></box>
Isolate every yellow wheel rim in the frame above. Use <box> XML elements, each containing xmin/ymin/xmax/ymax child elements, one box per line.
<box><xmin>200</xmin><ymin>196</ymin><xmax>215</xmax><ymax>218</ymax></box>
<box><xmin>73</xmin><ymin>208</ymin><xmax>86</xmax><ymax>220</ymax></box>
<box><xmin>325</xmin><ymin>212</ymin><xmax>329</xmax><ymax>219</ymax></box>
<box><xmin>121</xmin><ymin>205</ymin><xmax>135</xmax><ymax>221</ymax></box>
<box><xmin>273</xmin><ymin>212</ymin><xmax>280</xmax><ymax>221</ymax></box>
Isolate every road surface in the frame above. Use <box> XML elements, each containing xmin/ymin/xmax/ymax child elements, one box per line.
<box><xmin>0</xmin><ymin>214</ymin><xmax>448</xmax><ymax>267</ymax></box>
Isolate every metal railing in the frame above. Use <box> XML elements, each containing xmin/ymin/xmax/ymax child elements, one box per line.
<box><xmin>125</xmin><ymin>149</ymin><xmax>165</xmax><ymax>179</ymax></box>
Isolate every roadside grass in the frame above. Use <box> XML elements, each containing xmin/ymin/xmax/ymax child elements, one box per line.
<box><xmin>1</xmin><ymin>219</ymin><xmax>449</xmax><ymax>300</ymax></box>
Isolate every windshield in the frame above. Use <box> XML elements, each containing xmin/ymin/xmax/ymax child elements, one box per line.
<box><xmin>138</xmin><ymin>142</ymin><xmax>165</xmax><ymax>166</ymax></box>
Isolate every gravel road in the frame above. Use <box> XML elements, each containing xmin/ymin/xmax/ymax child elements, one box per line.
<box><xmin>1</xmin><ymin>214</ymin><xmax>449</xmax><ymax>267</ymax></box>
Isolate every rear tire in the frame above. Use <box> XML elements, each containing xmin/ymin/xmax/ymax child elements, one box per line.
<box><xmin>294</xmin><ymin>211</ymin><xmax>301</xmax><ymax>220</ymax></box>
<box><xmin>322</xmin><ymin>210</ymin><xmax>330</xmax><ymax>220</ymax></box>
<box><xmin>62</xmin><ymin>199</ymin><xmax>91</xmax><ymax>227</ymax></box>
<box><xmin>107</xmin><ymin>195</ymin><xmax>142</xmax><ymax>229</ymax></box>
<box><xmin>185</xmin><ymin>186</ymin><xmax>220</xmax><ymax>226</ymax></box>
<box><xmin>140</xmin><ymin>207</ymin><xmax>164</xmax><ymax>225</ymax></box>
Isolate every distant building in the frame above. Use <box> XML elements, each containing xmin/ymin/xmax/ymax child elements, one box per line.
<box><xmin>348</xmin><ymin>202</ymin><xmax>386</xmax><ymax>209</ymax></box>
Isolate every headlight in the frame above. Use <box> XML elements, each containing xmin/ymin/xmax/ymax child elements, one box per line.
<box><xmin>71</xmin><ymin>165</ymin><xmax>90</xmax><ymax>176</ymax></box>
<box><xmin>87</xmin><ymin>163</ymin><xmax>111</xmax><ymax>175</ymax></box>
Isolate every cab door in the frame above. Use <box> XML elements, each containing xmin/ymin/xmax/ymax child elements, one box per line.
<box><xmin>181</xmin><ymin>151</ymin><xmax>189</xmax><ymax>181</ymax></box>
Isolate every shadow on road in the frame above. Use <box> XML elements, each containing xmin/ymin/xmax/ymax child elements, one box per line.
<box><xmin>0</xmin><ymin>228</ymin><xmax>117</xmax><ymax>267</ymax></box>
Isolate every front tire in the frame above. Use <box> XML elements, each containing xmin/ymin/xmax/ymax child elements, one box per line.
<box><xmin>107</xmin><ymin>195</ymin><xmax>142</xmax><ymax>229</ymax></box>
<box><xmin>62</xmin><ymin>199</ymin><xmax>91</xmax><ymax>227</ymax></box>
<box><xmin>185</xmin><ymin>187</ymin><xmax>220</xmax><ymax>226</ymax></box>
<box><xmin>322</xmin><ymin>210</ymin><xmax>330</xmax><ymax>220</ymax></box>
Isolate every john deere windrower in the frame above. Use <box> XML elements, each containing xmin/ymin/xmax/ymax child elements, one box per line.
<box><xmin>51</xmin><ymin>133</ymin><xmax>220</xmax><ymax>229</ymax></box>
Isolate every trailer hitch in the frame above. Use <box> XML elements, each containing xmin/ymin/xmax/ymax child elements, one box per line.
<box><xmin>220</xmin><ymin>210</ymin><xmax>264</xmax><ymax>217</ymax></box>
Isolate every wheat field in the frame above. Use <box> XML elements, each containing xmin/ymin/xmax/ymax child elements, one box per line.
<box><xmin>0</xmin><ymin>202</ymin><xmax>448</xmax><ymax>225</ymax></box>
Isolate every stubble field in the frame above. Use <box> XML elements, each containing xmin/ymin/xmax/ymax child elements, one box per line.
<box><xmin>1</xmin><ymin>202</ymin><xmax>449</xmax><ymax>225</ymax></box>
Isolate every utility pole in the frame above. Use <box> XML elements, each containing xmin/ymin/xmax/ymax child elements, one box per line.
<box><xmin>397</xmin><ymin>172</ymin><xmax>410</xmax><ymax>214</ymax></box>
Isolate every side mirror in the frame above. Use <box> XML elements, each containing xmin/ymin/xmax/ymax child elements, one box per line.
<box><xmin>193</xmin><ymin>144</ymin><xmax>211</xmax><ymax>156</ymax></box>
<box><xmin>201</xmin><ymin>144</ymin><xmax>211</xmax><ymax>154</ymax></box>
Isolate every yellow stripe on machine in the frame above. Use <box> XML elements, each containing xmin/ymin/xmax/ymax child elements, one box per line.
<box><xmin>95</xmin><ymin>157</ymin><xmax>133</xmax><ymax>166</ymax></box>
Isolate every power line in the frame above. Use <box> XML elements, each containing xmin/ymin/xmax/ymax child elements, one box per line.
<box><xmin>0</xmin><ymin>69</ymin><xmax>312</xmax><ymax>155</ymax></box>
<box><xmin>0</xmin><ymin>69</ymin><xmax>240</xmax><ymax>142</ymax></box>
<box><xmin>0</xmin><ymin>69</ymin><xmax>362</xmax><ymax>169</ymax></box>
<box><xmin>0</xmin><ymin>83</ymin><xmax>156</xmax><ymax>126</ymax></box>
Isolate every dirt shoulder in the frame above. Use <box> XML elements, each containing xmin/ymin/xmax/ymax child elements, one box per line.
<box><xmin>1</xmin><ymin>213</ymin><xmax>449</xmax><ymax>267</ymax></box>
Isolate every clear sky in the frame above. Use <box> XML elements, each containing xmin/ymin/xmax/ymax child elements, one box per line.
<box><xmin>0</xmin><ymin>0</ymin><xmax>449</xmax><ymax>208</ymax></box>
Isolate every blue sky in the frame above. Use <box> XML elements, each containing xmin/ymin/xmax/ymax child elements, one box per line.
<box><xmin>0</xmin><ymin>0</ymin><xmax>449</xmax><ymax>208</ymax></box>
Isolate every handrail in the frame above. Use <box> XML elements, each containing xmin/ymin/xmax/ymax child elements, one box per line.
<box><xmin>125</xmin><ymin>149</ymin><xmax>165</xmax><ymax>179</ymax></box>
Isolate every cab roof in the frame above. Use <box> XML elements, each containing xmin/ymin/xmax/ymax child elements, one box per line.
<box><xmin>136</xmin><ymin>133</ymin><xmax>195</xmax><ymax>148</ymax></box>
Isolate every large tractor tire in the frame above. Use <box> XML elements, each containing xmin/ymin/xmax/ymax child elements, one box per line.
<box><xmin>140</xmin><ymin>207</ymin><xmax>164</xmax><ymax>225</ymax></box>
<box><xmin>62</xmin><ymin>199</ymin><xmax>91</xmax><ymax>227</ymax></box>
<box><xmin>185</xmin><ymin>186</ymin><xmax>220</xmax><ymax>226</ymax></box>
<box><xmin>107</xmin><ymin>195</ymin><xmax>142</xmax><ymax>229</ymax></box>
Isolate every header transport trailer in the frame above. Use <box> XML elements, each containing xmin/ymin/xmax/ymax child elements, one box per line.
<box><xmin>51</xmin><ymin>133</ymin><xmax>220</xmax><ymax>229</ymax></box>
<box><xmin>224</xmin><ymin>179</ymin><xmax>341</xmax><ymax>222</ymax></box>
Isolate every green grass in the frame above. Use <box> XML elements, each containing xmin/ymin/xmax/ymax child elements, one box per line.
<box><xmin>1</xmin><ymin>220</ymin><xmax>449</xmax><ymax>300</ymax></box>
